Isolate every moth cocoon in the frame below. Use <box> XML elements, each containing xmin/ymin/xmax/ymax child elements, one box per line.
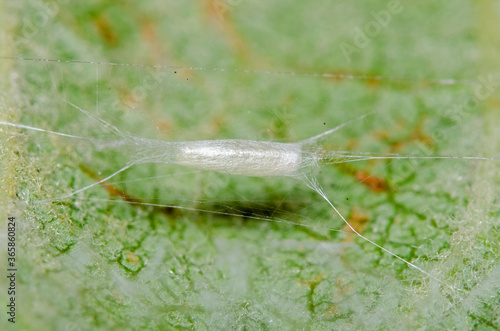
<box><xmin>174</xmin><ymin>140</ymin><xmax>304</xmax><ymax>177</ymax></box>
<box><xmin>3</xmin><ymin>104</ymin><xmax>497</xmax><ymax>284</ymax></box>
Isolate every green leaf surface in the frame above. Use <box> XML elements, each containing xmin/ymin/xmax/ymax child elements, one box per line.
<box><xmin>1</xmin><ymin>0</ymin><xmax>500</xmax><ymax>330</ymax></box>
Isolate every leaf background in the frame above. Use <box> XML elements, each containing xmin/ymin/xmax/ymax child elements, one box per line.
<box><xmin>1</xmin><ymin>0</ymin><xmax>500</xmax><ymax>329</ymax></box>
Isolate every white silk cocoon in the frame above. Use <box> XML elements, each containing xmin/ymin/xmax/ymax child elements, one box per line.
<box><xmin>174</xmin><ymin>140</ymin><xmax>303</xmax><ymax>177</ymax></box>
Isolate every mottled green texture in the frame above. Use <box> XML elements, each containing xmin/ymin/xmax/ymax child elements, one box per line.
<box><xmin>1</xmin><ymin>0</ymin><xmax>499</xmax><ymax>330</ymax></box>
